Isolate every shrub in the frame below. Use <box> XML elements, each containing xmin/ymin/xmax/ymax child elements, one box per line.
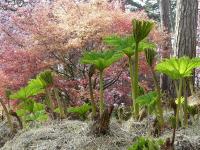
<box><xmin>128</xmin><ymin>136</ymin><xmax>164</xmax><ymax>150</ymax></box>
<box><xmin>67</xmin><ymin>103</ymin><xmax>91</xmax><ymax>120</ymax></box>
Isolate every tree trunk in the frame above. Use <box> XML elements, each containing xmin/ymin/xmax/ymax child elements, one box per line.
<box><xmin>90</xmin><ymin>105</ymin><xmax>114</xmax><ymax>135</ymax></box>
<box><xmin>175</xmin><ymin>0</ymin><xmax>198</xmax><ymax>94</ymax></box>
<box><xmin>175</xmin><ymin>0</ymin><xmax>198</xmax><ymax>58</ymax></box>
<box><xmin>159</xmin><ymin>0</ymin><xmax>172</xmax><ymax>94</ymax></box>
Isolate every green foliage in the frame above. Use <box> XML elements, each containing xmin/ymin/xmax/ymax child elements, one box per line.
<box><xmin>144</xmin><ymin>48</ymin><xmax>157</xmax><ymax>66</ymax></box>
<box><xmin>175</xmin><ymin>97</ymin><xmax>184</xmax><ymax>105</ymax></box>
<box><xmin>131</xmin><ymin>19</ymin><xmax>155</xmax><ymax>118</ymax></box>
<box><xmin>136</xmin><ymin>91</ymin><xmax>157</xmax><ymax>114</ymax></box>
<box><xmin>128</xmin><ymin>136</ymin><xmax>164</xmax><ymax>150</ymax></box>
<box><xmin>132</xmin><ymin>19</ymin><xmax>154</xmax><ymax>43</ymax></box>
<box><xmin>10</xmin><ymin>70</ymin><xmax>53</xmax><ymax>100</ymax></box>
<box><xmin>9</xmin><ymin>70</ymin><xmax>53</xmax><ymax>100</ymax></box>
<box><xmin>38</xmin><ymin>70</ymin><xmax>53</xmax><ymax>87</ymax></box>
<box><xmin>81</xmin><ymin>50</ymin><xmax>122</xmax><ymax>116</ymax></box>
<box><xmin>104</xmin><ymin>35</ymin><xmax>155</xmax><ymax>57</ymax></box>
<box><xmin>80</xmin><ymin>50</ymin><xmax>123</xmax><ymax>71</ymax></box>
<box><xmin>104</xmin><ymin>20</ymin><xmax>155</xmax><ymax>118</ymax></box>
<box><xmin>10</xmin><ymin>82</ymin><xmax>44</xmax><ymax>101</ymax></box>
<box><xmin>156</xmin><ymin>57</ymin><xmax>200</xmax><ymax>80</ymax></box>
<box><xmin>9</xmin><ymin>70</ymin><xmax>53</xmax><ymax>123</ymax></box>
<box><xmin>54</xmin><ymin>107</ymin><xmax>61</xmax><ymax>114</ymax></box>
<box><xmin>187</xmin><ymin>106</ymin><xmax>198</xmax><ymax>117</ymax></box>
<box><xmin>156</xmin><ymin>57</ymin><xmax>200</xmax><ymax>127</ymax></box>
<box><xmin>128</xmin><ymin>86</ymin><xmax>145</xmax><ymax>101</ymax></box>
<box><xmin>67</xmin><ymin>103</ymin><xmax>91</xmax><ymax>120</ymax></box>
<box><xmin>16</xmin><ymin>102</ymin><xmax>48</xmax><ymax>122</ymax></box>
<box><xmin>138</xmin><ymin>85</ymin><xmax>145</xmax><ymax>96</ymax></box>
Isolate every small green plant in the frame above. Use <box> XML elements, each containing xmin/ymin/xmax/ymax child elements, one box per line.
<box><xmin>128</xmin><ymin>136</ymin><xmax>164</xmax><ymax>150</ymax></box>
<box><xmin>9</xmin><ymin>71</ymin><xmax>52</xmax><ymax>124</ymax></box>
<box><xmin>54</xmin><ymin>88</ymin><xmax>65</xmax><ymax>118</ymax></box>
<box><xmin>136</xmin><ymin>91</ymin><xmax>158</xmax><ymax>115</ymax></box>
<box><xmin>16</xmin><ymin>102</ymin><xmax>48</xmax><ymax>122</ymax></box>
<box><xmin>104</xmin><ymin>35</ymin><xmax>155</xmax><ymax>119</ymax></box>
<box><xmin>132</xmin><ymin>19</ymin><xmax>154</xmax><ymax>118</ymax></box>
<box><xmin>81</xmin><ymin>50</ymin><xmax>122</xmax><ymax>117</ymax></box>
<box><xmin>38</xmin><ymin>70</ymin><xmax>55</xmax><ymax>114</ymax></box>
<box><xmin>67</xmin><ymin>103</ymin><xmax>91</xmax><ymax>120</ymax></box>
<box><xmin>144</xmin><ymin>48</ymin><xmax>164</xmax><ymax>127</ymax></box>
<box><xmin>40</xmin><ymin>70</ymin><xmax>66</xmax><ymax>118</ymax></box>
<box><xmin>156</xmin><ymin>56</ymin><xmax>200</xmax><ymax>127</ymax></box>
<box><xmin>87</xmin><ymin>64</ymin><xmax>97</xmax><ymax>119</ymax></box>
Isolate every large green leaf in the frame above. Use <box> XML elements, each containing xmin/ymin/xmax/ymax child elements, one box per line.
<box><xmin>132</xmin><ymin>19</ymin><xmax>154</xmax><ymax>43</ymax></box>
<box><xmin>10</xmin><ymin>83</ymin><xmax>44</xmax><ymax>100</ymax></box>
<box><xmin>136</xmin><ymin>91</ymin><xmax>157</xmax><ymax>106</ymax></box>
<box><xmin>16</xmin><ymin>108</ymin><xmax>28</xmax><ymax>117</ymax></box>
<box><xmin>136</xmin><ymin>91</ymin><xmax>157</xmax><ymax>114</ymax></box>
<box><xmin>18</xmin><ymin>98</ymin><xmax>35</xmax><ymax>113</ymax></box>
<box><xmin>33</xmin><ymin>102</ymin><xmax>45</xmax><ymax>112</ymax></box>
<box><xmin>38</xmin><ymin>70</ymin><xmax>53</xmax><ymax>87</ymax></box>
<box><xmin>9</xmin><ymin>70</ymin><xmax>53</xmax><ymax>100</ymax></box>
<box><xmin>104</xmin><ymin>35</ymin><xmax>155</xmax><ymax>57</ymax></box>
<box><xmin>67</xmin><ymin>103</ymin><xmax>91</xmax><ymax>115</ymax></box>
<box><xmin>156</xmin><ymin>57</ymin><xmax>200</xmax><ymax>80</ymax></box>
<box><xmin>67</xmin><ymin>103</ymin><xmax>91</xmax><ymax>119</ymax></box>
<box><xmin>10</xmin><ymin>87</ymin><xmax>27</xmax><ymax>100</ymax></box>
<box><xmin>80</xmin><ymin>50</ymin><xmax>123</xmax><ymax>71</ymax></box>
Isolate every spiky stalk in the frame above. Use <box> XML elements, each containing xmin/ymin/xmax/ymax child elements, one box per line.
<box><xmin>133</xmin><ymin>42</ymin><xmax>139</xmax><ymax>118</ymax></box>
<box><xmin>145</xmin><ymin>48</ymin><xmax>164</xmax><ymax>126</ymax></box>
<box><xmin>175</xmin><ymin>79</ymin><xmax>183</xmax><ymax>128</ymax></box>
<box><xmin>54</xmin><ymin>88</ymin><xmax>65</xmax><ymax>118</ymax></box>
<box><xmin>183</xmin><ymin>79</ymin><xmax>188</xmax><ymax>127</ymax></box>
<box><xmin>45</xmin><ymin>89</ymin><xmax>54</xmax><ymax>113</ymax></box>
<box><xmin>132</xmin><ymin>19</ymin><xmax>154</xmax><ymax>118</ymax></box>
<box><xmin>88</xmin><ymin>65</ymin><xmax>97</xmax><ymax>118</ymax></box>
<box><xmin>99</xmin><ymin>71</ymin><xmax>104</xmax><ymax>117</ymax></box>
<box><xmin>150</xmin><ymin>67</ymin><xmax>164</xmax><ymax>127</ymax></box>
<box><xmin>128</xmin><ymin>56</ymin><xmax>135</xmax><ymax>117</ymax></box>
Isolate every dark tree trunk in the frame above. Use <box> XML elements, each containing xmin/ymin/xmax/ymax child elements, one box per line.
<box><xmin>90</xmin><ymin>105</ymin><xmax>114</xmax><ymax>135</ymax></box>
<box><xmin>159</xmin><ymin>0</ymin><xmax>172</xmax><ymax>94</ymax></box>
<box><xmin>175</xmin><ymin>0</ymin><xmax>198</xmax><ymax>95</ymax></box>
<box><xmin>175</xmin><ymin>0</ymin><xmax>198</xmax><ymax>58</ymax></box>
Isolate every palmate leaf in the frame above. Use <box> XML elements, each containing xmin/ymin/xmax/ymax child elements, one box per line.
<box><xmin>132</xmin><ymin>19</ymin><xmax>154</xmax><ymax>43</ymax></box>
<box><xmin>27</xmin><ymin>79</ymin><xmax>45</xmax><ymax>95</ymax></box>
<box><xmin>67</xmin><ymin>103</ymin><xmax>91</xmax><ymax>119</ymax></box>
<box><xmin>144</xmin><ymin>48</ymin><xmax>157</xmax><ymax>66</ymax></box>
<box><xmin>10</xmin><ymin>79</ymin><xmax>45</xmax><ymax>100</ymax></box>
<box><xmin>16</xmin><ymin>108</ymin><xmax>28</xmax><ymax>117</ymax></box>
<box><xmin>33</xmin><ymin>102</ymin><xmax>45</xmax><ymax>112</ymax></box>
<box><xmin>156</xmin><ymin>57</ymin><xmax>200</xmax><ymax>80</ymax></box>
<box><xmin>104</xmin><ymin>35</ymin><xmax>155</xmax><ymax>57</ymax></box>
<box><xmin>80</xmin><ymin>50</ymin><xmax>123</xmax><ymax>71</ymax></box>
<box><xmin>10</xmin><ymin>87</ymin><xmax>27</xmax><ymax>100</ymax></box>
<box><xmin>18</xmin><ymin>98</ymin><xmax>35</xmax><ymax>113</ymax></box>
<box><xmin>136</xmin><ymin>91</ymin><xmax>157</xmax><ymax>114</ymax></box>
<box><xmin>38</xmin><ymin>70</ymin><xmax>53</xmax><ymax>87</ymax></box>
<box><xmin>9</xmin><ymin>70</ymin><xmax>53</xmax><ymax>101</ymax></box>
<box><xmin>136</xmin><ymin>91</ymin><xmax>157</xmax><ymax>106</ymax></box>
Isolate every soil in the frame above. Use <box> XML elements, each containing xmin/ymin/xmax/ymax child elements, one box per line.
<box><xmin>0</xmin><ymin>119</ymin><xmax>135</xmax><ymax>150</ymax></box>
<box><xmin>1</xmin><ymin>118</ymin><xmax>200</xmax><ymax>150</ymax></box>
